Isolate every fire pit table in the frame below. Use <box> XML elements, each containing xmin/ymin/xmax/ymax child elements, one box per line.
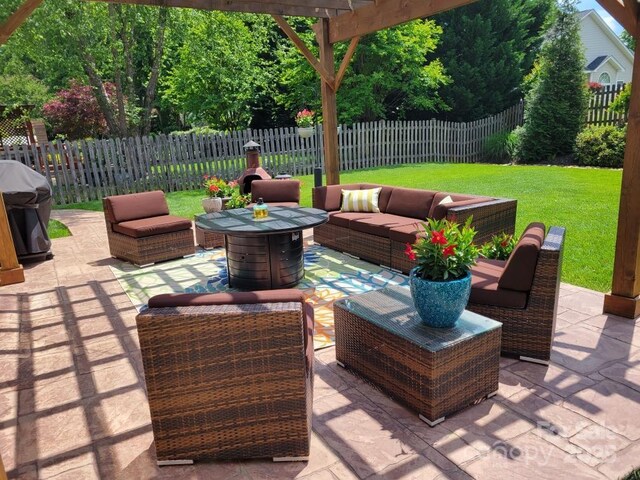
<box><xmin>195</xmin><ymin>206</ymin><xmax>328</xmax><ymax>290</ymax></box>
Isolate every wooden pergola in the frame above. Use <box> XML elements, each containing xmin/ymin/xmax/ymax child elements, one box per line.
<box><xmin>0</xmin><ymin>0</ymin><xmax>639</xmax><ymax>319</ymax></box>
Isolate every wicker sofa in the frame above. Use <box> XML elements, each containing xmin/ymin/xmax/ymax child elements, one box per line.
<box><xmin>249</xmin><ymin>179</ymin><xmax>301</xmax><ymax>207</ymax></box>
<box><xmin>467</xmin><ymin>223</ymin><xmax>566</xmax><ymax>364</ymax></box>
<box><xmin>136</xmin><ymin>289</ymin><xmax>314</xmax><ymax>464</ymax></box>
<box><xmin>103</xmin><ymin>190</ymin><xmax>195</xmax><ymax>266</ymax></box>
<box><xmin>312</xmin><ymin>183</ymin><xmax>517</xmax><ymax>273</ymax></box>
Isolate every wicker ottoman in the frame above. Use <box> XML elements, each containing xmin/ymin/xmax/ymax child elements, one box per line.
<box><xmin>334</xmin><ymin>286</ymin><xmax>502</xmax><ymax>426</ymax></box>
<box><xmin>195</xmin><ymin>225</ymin><xmax>224</xmax><ymax>249</ymax></box>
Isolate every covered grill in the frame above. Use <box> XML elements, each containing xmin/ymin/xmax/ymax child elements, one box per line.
<box><xmin>0</xmin><ymin>160</ymin><xmax>53</xmax><ymax>261</ymax></box>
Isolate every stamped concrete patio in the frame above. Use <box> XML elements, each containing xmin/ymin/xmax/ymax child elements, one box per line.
<box><xmin>1</xmin><ymin>209</ymin><xmax>639</xmax><ymax>479</ymax></box>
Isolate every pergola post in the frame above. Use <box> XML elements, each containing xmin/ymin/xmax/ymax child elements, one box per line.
<box><xmin>604</xmin><ymin>26</ymin><xmax>640</xmax><ymax>319</ymax></box>
<box><xmin>318</xmin><ymin>18</ymin><xmax>340</xmax><ymax>186</ymax></box>
<box><xmin>0</xmin><ymin>191</ymin><xmax>24</xmax><ymax>286</ymax></box>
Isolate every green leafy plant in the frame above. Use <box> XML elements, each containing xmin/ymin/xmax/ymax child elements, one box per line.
<box><xmin>483</xmin><ymin>130</ymin><xmax>520</xmax><ymax>163</ymax></box>
<box><xmin>295</xmin><ymin>109</ymin><xmax>314</xmax><ymax>127</ymax></box>
<box><xmin>225</xmin><ymin>191</ymin><xmax>251</xmax><ymax>209</ymax></box>
<box><xmin>609</xmin><ymin>82</ymin><xmax>631</xmax><ymax>115</ymax></box>
<box><xmin>480</xmin><ymin>232</ymin><xmax>518</xmax><ymax>260</ymax></box>
<box><xmin>575</xmin><ymin>125</ymin><xmax>626</xmax><ymax>168</ymax></box>
<box><xmin>405</xmin><ymin>217</ymin><xmax>478</xmax><ymax>281</ymax></box>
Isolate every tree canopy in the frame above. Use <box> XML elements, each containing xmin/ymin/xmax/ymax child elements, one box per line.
<box><xmin>432</xmin><ymin>0</ymin><xmax>552</xmax><ymax>121</ymax></box>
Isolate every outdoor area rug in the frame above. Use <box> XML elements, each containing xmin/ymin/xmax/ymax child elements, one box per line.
<box><xmin>110</xmin><ymin>244</ymin><xmax>409</xmax><ymax>349</ymax></box>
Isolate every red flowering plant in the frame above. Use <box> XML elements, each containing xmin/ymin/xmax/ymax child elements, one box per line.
<box><xmin>295</xmin><ymin>109</ymin><xmax>315</xmax><ymax>128</ymax></box>
<box><xmin>479</xmin><ymin>232</ymin><xmax>518</xmax><ymax>261</ymax></box>
<box><xmin>405</xmin><ymin>217</ymin><xmax>478</xmax><ymax>281</ymax></box>
<box><xmin>203</xmin><ymin>175</ymin><xmax>236</xmax><ymax>198</ymax></box>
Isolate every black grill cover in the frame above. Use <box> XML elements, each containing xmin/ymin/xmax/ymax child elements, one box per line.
<box><xmin>0</xmin><ymin>160</ymin><xmax>52</xmax><ymax>260</ymax></box>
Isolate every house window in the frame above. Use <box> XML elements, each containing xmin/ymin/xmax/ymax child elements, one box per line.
<box><xmin>598</xmin><ymin>73</ymin><xmax>611</xmax><ymax>85</ymax></box>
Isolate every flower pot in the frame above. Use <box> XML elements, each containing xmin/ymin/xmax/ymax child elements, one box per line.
<box><xmin>409</xmin><ymin>268</ymin><xmax>471</xmax><ymax>328</ymax></box>
<box><xmin>202</xmin><ymin>197</ymin><xmax>223</xmax><ymax>213</ymax></box>
<box><xmin>297</xmin><ymin>127</ymin><xmax>314</xmax><ymax>139</ymax></box>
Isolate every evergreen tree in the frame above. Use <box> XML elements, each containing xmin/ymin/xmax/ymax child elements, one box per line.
<box><xmin>433</xmin><ymin>0</ymin><xmax>552</xmax><ymax>121</ymax></box>
<box><xmin>517</xmin><ymin>0</ymin><xmax>590</xmax><ymax>163</ymax></box>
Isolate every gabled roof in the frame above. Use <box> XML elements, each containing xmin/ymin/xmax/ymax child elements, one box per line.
<box><xmin>586</xmin><ymin>55</ymin><xmax>608</xmax><ymax>71</ymax></box>
<box><xmin>578</xmin><ymin>9</ymin><xmax>634</xmax><ymax>64</ymax></box>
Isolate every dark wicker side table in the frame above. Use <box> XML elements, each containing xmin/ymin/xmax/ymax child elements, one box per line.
<box><xmin>334</xmin><ymin>286</ymin><xmax>502</xmax><ymax>426</ymax></box>
<box><xmin>195</xmin><ymin>225</ymin><xmax>224</xmax><ymax>249</ymax></box>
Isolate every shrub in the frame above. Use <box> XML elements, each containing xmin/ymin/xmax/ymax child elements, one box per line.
<box><xmin>575</xmin><ymin>125</ymin><xmax>626</xmax><ymax>168</ymax></box>
<box><xmin>42</xmin><ymin>81</ymin><xmax>115</xmax><ymax>140</ymax></box>
<box><xmin>483</xmin><ymin>131</ymin><xmax>516</xmax><ymax>163</ymax></box>
<box><xmin>609</xmin><ymin>82</ymin><xmax>631</xmax><ymax>115</ymax></box>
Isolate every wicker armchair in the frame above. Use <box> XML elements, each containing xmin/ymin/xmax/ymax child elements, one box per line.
<box><xmin>466</xmin><ymin>224</ymin><xmax>566</xmax><ymax>364</ymax></box>
<box><xmin>103</xmin><ymin>190</ymin><xmax>195</xmax><ymax>266</ymax></box>
<box><xmin>249</xmin><ymin>179</ymin><xmax>301</xmax><ymax>207</ymax></box>
<box><xmin>136</xmin><ymin>289</ymin><xmax>314</xmax><ymax>465</ymax></box>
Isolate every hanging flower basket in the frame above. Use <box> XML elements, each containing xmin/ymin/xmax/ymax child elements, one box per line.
<box><xmin>297</xmin><ymin>127</ymin><xmax>314</xmax><ymax>139</ymax></box>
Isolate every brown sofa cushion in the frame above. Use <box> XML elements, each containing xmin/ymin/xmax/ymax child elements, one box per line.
<box><xmin>498</xmin><ymin>222</ymin><xmax>545</xmax><ymax>292</ymax></box>
<box><xmin>314</xmin><ymin>184</ymin><xmax>362</xmax><ymax>211</ymax></box>
<box><xmin>388</xmin><ymin>222</ymin><xmax>426</xmax><ymax>244</ymax></box>
<box><xmin>104</xmin><ymin>190</ymin><xmax>169</xmax><ymax>223</ymax></box>
<box><xmin>350</xmin><ymin>214</ymin><xmax>421</xmax><ymax>237</ymax></box>
<box><xmin>386</xmin><ymin>188</ymin><xmax>438</xmax><ymax>220</ymax></box>
<box><xmin>327</xmin><ymin>211</ymin><xmax>376</xmax><ymax>228</ymax></box>
<box><xmin>429</xmin><ymin>193</ymin><xmax>492</xmax><ymax>220</ymax></box>
<box><xmin>148</xmin><ymin>289</ymin><xmax>306</xmax><ymax>308</ymax></box>
<box><xmin>113</xmin><ymin>215</ymin><xmax>192</xmax><ymax>238</ymax></box>
<box><xmin>251</xmin><ymin>179</ymin><xmax>300</xmax><ymax>204</ymax></box>
<box><xmin>470</xmin><ymin>258</ymin><xmax>527</xmax><ymax>308</ymax></box>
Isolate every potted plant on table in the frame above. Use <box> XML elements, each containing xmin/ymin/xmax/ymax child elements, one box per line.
<box><xmin>202</xmin><ymin>175</ymin><xmax>234</xmax><ymax>213</ymax></box>
<box><xmin>295</xmin><ymin>109</ymin><xmax>315</xmax><ymax>138</ymax></box>
<box><xmin>405</xmin><ymin>217</ymin><xmax>478</xmax><ymax>328</ymax></box>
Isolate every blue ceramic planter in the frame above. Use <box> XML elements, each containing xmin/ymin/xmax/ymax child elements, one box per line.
<box><xmin>409</xmin><ymin>268</ymin><xmax>472</xmax><ymax>328</ymax></box>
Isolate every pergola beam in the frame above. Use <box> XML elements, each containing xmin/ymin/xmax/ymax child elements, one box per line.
<box><xmin>595</xmin><ymin>0</ymin><xmax>637</xmax><ymax>35</ymax></box>
<box><xmin>0</xmin><ymin>0</ymin><xmax>43</xmax><ymax>45</ymax></box>
<box><xmin>328</xmin><ymin>0</ymin><xmax>479</xmax><ymax>44</ymax></box>
<box><xmin>335</xmin><ymin>36</ymin><xmax>360</xmax><ymax>91</ymax></box>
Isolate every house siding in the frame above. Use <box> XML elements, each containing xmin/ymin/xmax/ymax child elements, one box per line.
<box><xmin>580</xmin><ymin>13</ymin><xmax>633</xmax><ymax>83</ymax></box>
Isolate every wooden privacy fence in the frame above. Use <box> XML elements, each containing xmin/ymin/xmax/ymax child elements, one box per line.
<box><xmin>587</xmin><ymin>83</ymin><xmax>627</xmax><ymax>126</ymax></box>
<box><xmin>0</xmin><ymin>103</ymin><xmax>523</xmax><ymax>205</ymax></box>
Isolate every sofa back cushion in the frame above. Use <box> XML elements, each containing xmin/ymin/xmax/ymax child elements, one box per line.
<box><xmin>386</xmin><ymin>188</ymin><xmax>437</xmax><ymax>220</ymax></box>
<box><xmin>498</xmin><ymin>222</ymin><xmax>546</xmax><ymax>292</ymax></box>
<box><xmin>313</xmin><ymin>184</ymin><xmax>362</xmax><ymax>211</ymax></box>
<box><xmin>104</xmin><ymin>190</ymin><xmax>169</xmax><ymax>224</ymax></box>
<box><xmin>251</xmin><ymin>179</ymin><xmax>300</xmax><ymax>204</ymax></box>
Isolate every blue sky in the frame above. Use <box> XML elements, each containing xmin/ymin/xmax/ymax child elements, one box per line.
<box><xmin>578</xmin><ymin>0</ymin><xmax>623</xmax><ymax>33</ymax></box>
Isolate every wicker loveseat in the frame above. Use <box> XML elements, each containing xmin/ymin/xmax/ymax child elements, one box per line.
<box><xmin>103</xmin><ymin>190</ymin><xmax>195</xmax><ymax>266</ymax></box>
<box><xmin>312</xmin><ymin>183</ymin><xmax>517</xmax><ymax>273</ymax></box>
<box><xmin>136</xmin><ymin>289</ymin><xmax>314</xmax><ymax>464</ymax></box>
<box><xmin>249</xmin><ymin>179</ymin><xmax>301</xmax><ymax>207</ymax></box>
<box><xmin>467</xmin><ymin>223</ymin><xmax>566</xmax><ymax>364</ymax></box>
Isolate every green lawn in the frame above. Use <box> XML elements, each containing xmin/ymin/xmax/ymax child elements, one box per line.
<box><xmin>53</xmin><ymin>163</ymin><xmax>622</xmax><ymax>292</ymax></box>
<box><xmin>48</xmin><ymin>219</ymin><xmax>72</xmax><ymax>239</ymax></box>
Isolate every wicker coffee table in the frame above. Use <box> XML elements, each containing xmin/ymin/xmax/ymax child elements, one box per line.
<box><xmin>334</xmin><ymin>286</ymin><xmax>502</xmax><ymax>426</ymax></box>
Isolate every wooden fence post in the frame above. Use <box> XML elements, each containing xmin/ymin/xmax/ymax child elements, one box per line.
<box><xmin>0</xmin><ymin>191</ymin><xmax>24</xmax><ymax>286</ymax></box>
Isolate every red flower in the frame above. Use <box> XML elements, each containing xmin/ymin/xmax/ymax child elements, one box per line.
<box><xmin>443</xmin><ymin>245</ymin><xmax>456</xmax><ymax>257</ymax></box>
<box><xmin>500</xmin><ymin>240</ymin><xmax>509</xmax><ymax>247</ymax></box>
<box><xmin>430</xmin><ymin>229</ymin><xmax>447</xmax><ymax>245</ymax></box>
<box><xmin>203</xmin><ymin>174</ymin><xmax>209</xmax><ymax>179</ymax></box>
<box><xmin>404</xmin><ymin>243</ymin><xmax>417</xmax><ymax>261</ymax></box>
<box><xmin>209</xmin><ymin>185</ymin><xmax>220</xmax><ymax>192</ymax></box>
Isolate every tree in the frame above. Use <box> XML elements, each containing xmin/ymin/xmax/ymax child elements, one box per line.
<box><xmin>621</xmin><ymin>30</ymin><xmax>636</xmax><ymax>52</ymax></box>
<box><xmin>432</xmin><ymin>0</ymin><xmax>553</xmax><ymax>121</ymax></box>
<box><xmin>517</xmin><ymin>0</ymin><xmax>589</xmax><ymax>163</ymax></box>
<box><xmin>0</xmin><ymin>0</ymin><xmax>169</xmax><ymax>137</ymax></box>
<box><xmin>161</xmin><ymin>11</ymin><xmax>266</xmax><ymax>131</ymax></box>
<box><xmin>0</xmin><ymin>74</ymin><xmax>51</xmax><ymax>115</ymax></box>
<box><xmin>273</xmin><ymin>19</ymin><xmax>448</xmax><ymax>124</ymax></box>
<box><xmin>42</xmin><ymin>81</ymin><xmax>117</xmax><ymax>139</ymax></box>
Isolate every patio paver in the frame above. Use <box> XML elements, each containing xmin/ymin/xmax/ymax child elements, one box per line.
<box><xmin>1</xmin><ymin>209</ymin><xmax>639</xmax><ymax>479</ymax></box>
